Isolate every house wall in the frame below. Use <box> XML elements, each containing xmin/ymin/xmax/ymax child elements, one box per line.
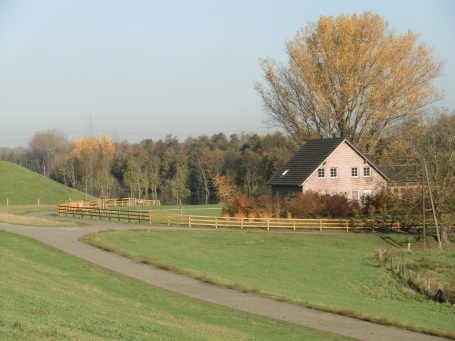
<box><xmin>301</xmin><ymin>142</ymin><xmax>386</xmax><ymax>199</ymax></box>
<box><xmin>271</xmin><ymin>185</ymin><xmax>301</xmax><ymax>197</ymax></box>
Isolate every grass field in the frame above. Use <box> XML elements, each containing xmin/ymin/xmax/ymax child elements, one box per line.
<box><xmin>0</xmin><ymin>161</ymin><xmax>94</xmax><ymax>206</ymax></box>
<box><xmin>84</xmin><ymin>229</ymin><xmax>455</xmax><ymax>338</ymax></box>
<box><xmin>0</xmin><ymin>205</ymin><xmax>84</xmax><ymax>227</ymax></box>
<box><xmin>0</xmin><ymin>231</ymin><xmax>355</xmax><ymax>341</ymax></box>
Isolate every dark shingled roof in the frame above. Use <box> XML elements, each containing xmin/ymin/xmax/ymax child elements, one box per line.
<box><xmin>268</xmin><ymin>138</ymin><xmax>388</xmax><ymax>186</ymax></box>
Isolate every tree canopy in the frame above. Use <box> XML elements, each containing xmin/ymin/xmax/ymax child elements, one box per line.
<box><xmin>255</xmin><ymin>12</ymin><xmax>444</xmax><ymax>152</ymax></box>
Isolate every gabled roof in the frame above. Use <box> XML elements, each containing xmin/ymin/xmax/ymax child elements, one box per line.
<box><xmin>268</xmin><ymin>138</ymin><xmax>389</xmax><ymax>186</ymax></box>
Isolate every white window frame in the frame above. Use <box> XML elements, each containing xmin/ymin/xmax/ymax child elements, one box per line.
<box><xmin>351</xmin><ymin>167</ymin><xmax>358</xmax><ymax>177</ymax></box>
<box><xmin>330</xmin><ymin>167</ymin><xmax>338</xmax><ymax>178</ymax></box>
<box><xmin>363</xmin><ymin>166</ymin><xmax>371</xmax><ymax>177</ymax></box>
<box><xmin>352</xmin><ymin>190</ymin><xmax>359</xmax><ymax>201</ymax></box>
<box><xmin>318</xmin><ymin>168</ymin><xmax>325</xmax><ymax>178</ymax></box>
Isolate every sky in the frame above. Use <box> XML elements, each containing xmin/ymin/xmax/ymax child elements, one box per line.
<box><xmin>1</xmin><ymin>0</ymin><xmax>454</xmax><ymax>148</ymax></box>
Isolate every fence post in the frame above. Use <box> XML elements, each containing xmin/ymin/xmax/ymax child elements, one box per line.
<box><xmin>188</xmin><ymin>216</ymin><xmax>191</xmax><ymax>228</ymax></box>
<box><xmin>293</xmin><ymin>219</ymin><xmax>296</xmax><ymax>231</ymax></box>
<box><xmin>346</xmin><ymin>220</ymin><xmax>349</xmax><ymax>232</ymax></box>
<box><xmin>6</xmin><ymin>198</ymin><xmax>8</xmax><ymax>206</ymax></box>
<box><xmin>38</xmin><ymin>198</ymin><xmax>40</xmax><ymax>206</ymax></box>
<box><xmin>266</xmin><ymin>218</ymin><xmax>269</xmax><ymax>231</ymax></box>
<box><xmin>241</xmin><ymin>217</ymin><xmax>243</xmax><ymax>229</ymax></box>
<box><xmin>215</xmin><ymin>216</ymin><xmax>218</xmax><ymax>229</ymax></box>
<box><xmin>99</xmin><ymin>208</ymin><xmax>101</xmax><ymax>220</ymax></box>
<box><xmin>128</xmin><ymin>211</ymin><xmax>130</xmax><ymax>223</ymax></box>
<box><xmin>167</xmin><ymin>213</ymin><xmax>170</xmax><ymax>226</ymax></box>
<box><xmin>319</xmin><ymin>219</ymin><xmax>322</xmax><ymax>232</ymax></box>
<box><xmin>149</xmin><ymin>212</ymin><xmax>152</xmax><ymax>225</ymax></box>
<box><xmin>118</xmin><ymin>210</ymin><xmax>120</xmax><ymax>222</ymax></box>
<box><xmin>138</xmin><ymin>211</ymin><xmax>141</xmax><ymax>224</ymax></box>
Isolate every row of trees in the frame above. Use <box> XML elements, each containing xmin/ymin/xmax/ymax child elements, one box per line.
<box><xmin>2</xmin><ymin>130</ymin><xmax>298</xmax><ymax>202</ymax></box>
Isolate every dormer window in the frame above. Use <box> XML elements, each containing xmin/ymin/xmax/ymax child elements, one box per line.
<box><xmin>282</xmin><ymin>169</ymin><xmax>289</xmax><ymax>176</ymax></box>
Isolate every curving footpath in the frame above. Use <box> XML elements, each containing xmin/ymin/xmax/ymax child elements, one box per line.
<box><xmin>0</xmin><ymin>212</ymin><xmax>450</xmax><ymax>341</ymax></box>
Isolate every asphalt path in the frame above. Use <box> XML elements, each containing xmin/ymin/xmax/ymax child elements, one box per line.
<box><xmin>0</xmin><ymin>212</ymin><xmax>451</xmax><ymax>341</ymax></box>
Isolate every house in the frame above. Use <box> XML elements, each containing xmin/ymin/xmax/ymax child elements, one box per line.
<box><xmin>267</xmin><ymin>137</ymin><xmax>389</xmax><ymax>201</ymax></box>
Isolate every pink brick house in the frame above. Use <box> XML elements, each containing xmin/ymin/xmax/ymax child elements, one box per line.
<box><xmin>268</xmin><ymin>138</ymin><xmax>389</xmax><ymax>201</ymax></box>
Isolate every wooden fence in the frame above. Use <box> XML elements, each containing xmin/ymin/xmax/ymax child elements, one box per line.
<box><xmin>57</xmin><ymin>203</ymin><xmax>406</xmax><ymax>232</ymax></box>
<box><xmin>66</xmin><ymin>198</ymin><xmax>160</xmax><ymax>209</ymax></box>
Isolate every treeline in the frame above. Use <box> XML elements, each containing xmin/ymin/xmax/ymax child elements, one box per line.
<box><xmin>1</xmin><ymin>130</ymin><xmax>298</xmax><ymax>200</ymax></box>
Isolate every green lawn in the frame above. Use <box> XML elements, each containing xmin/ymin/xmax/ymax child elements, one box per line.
<box><xmin>85</xmin><ymin>230</ymin><xmax>455</xmax><ymax>337</ymax></box>
<box><xmin>0</xmin><ymin>230</ymin><xmax>355</xmax><ymax>341</ymax></box>
<box><xmin>0</xmin><ymin>161</ymin><xmax>94</xmax><ymax>205</ymax></box>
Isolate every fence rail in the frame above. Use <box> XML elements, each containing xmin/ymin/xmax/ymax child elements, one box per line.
<box><xmin>57</xmin><ymin>203</ymin><xmax>412</xmax><ymax>232</ymax></box>
<box><xmin>66</xmin><ymin>198</ymin><xmax>161</xmax><ymax>209</ymax></box>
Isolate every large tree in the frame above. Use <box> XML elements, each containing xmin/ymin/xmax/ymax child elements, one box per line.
<box><xmin>255</xmin><ymin>12</ymin><xmax>443</xmax><ymax>152</ymax></box>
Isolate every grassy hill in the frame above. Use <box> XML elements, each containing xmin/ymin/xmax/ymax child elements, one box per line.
<box><xmin>0</xmin><ymin>161</ymin><xmax>93</xmax><ymax>205</ymax></box>
<box><xmin>0</xmin><ymin>231</ymin><xmax>351</xmax><ymax>341</ymax></box>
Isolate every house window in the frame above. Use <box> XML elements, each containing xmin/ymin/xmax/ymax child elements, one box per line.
<box><xmin>363</xmin><ymin>167</ymin><xmax>371</xmax><ymax>177</ymax></box>
<box><xmin>364</xmin><ymin>190</ymin><xmax>372</xmax><ymax>197</ymax></box>
<box><xmin>352</xmin><ymin>190</ymin><xmax>359</xmax><ymax>201</ymax></box>
<box><xmin>318</xmin><ymin>168</ymin><xmax>325</xmax><ymax>178</ymax></box>
<box><xmin>330</xmin><ymin>168</ymin><xmax>338</xmax><ymax>178</ymax></box>
<box><xmin>351</xmin><ymin>167</ymin><xmax>358</xmax><ymax>177</ymax></box>
<box><xmin>331</xmin><ymin>190</ymin><xmax>338</xmax><ymax>196</ymax></box>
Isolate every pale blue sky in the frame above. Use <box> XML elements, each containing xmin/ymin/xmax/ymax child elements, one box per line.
<box><xmin>1</xmin><ymin>0</ymin><xmax>454</xmax><ymax>148</ymax></box>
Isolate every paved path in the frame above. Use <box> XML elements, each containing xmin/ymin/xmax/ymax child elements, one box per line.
<box><xmin>0</xmin><ymin>212</ymin><xmax>450</xmax><ymax>341</ymax></box>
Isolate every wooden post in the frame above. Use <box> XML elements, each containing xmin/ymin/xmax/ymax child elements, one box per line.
<box><xmin>372</xmin><ymin>219</ymin><xmax>375</xmax><ymax>232</ymax></box>
<box><xmin>6</xmin><ymin>198</ymin><xmax>8</xmax><ymax>206</ymax></box>
<box><xmin>99</xmin><ymin>208</ymin><xmax>101</xmax><ymax>220</ymax></box>
<box><xmin>167</xmin><ymin>213</ymin><xmax>170</xmax><ymax>226</ymax></box>
<box><xmin>149</xmin><ymin>212</ymin><xmax>152</xmax><ymax>225</ymax></box>
<box><xmin>90</xmin><ymin>209</ymin><xmax>93</xmax><ymax>220</ymax></box>
<box><xmin>319</xmin><ymin>220</ymin><xmax>322</xmax><ymax>232</ymax></box>
<box><xmin>118</xmin><ymin>210</ymin><xmax>120</xmax><ymax>222</ymax></box>
<box><xmin>215</xmin><ymin>216</ymin><xmax>218</xmax><ymax>229</ymax></box>
<box><xmin>38</xmin><ymin>198</ymin><xmax>40</xmax><ymax>206</ymax></box>
<box><xmin>128</xmin><ymin>211</ymin><xmax>130</xmax><ymax>223</ymax></box>
<box><xmin>346</xmin><ymin>220</ymin><xmax>349</xmax><ymax>232</ymax></box>
<box><xmin>188</xmin><ymin>216</ymin><xmax>191</xmax><ymax>228</ymax></box>
<box><xmin>266</xmin><ymin>218</ymin><xmax>269</xmax><ymax>231</ymax></box>
<box><xmin>138</xmin><ymin>211</ymin><xmax>141</xmax><ymax>224</ymax></box>
<box><xmin>293</xmin><ymin>219</ymin><xmax>296</xmax><ymax>231</ymax></box>
<box><xmin>241</xmin><ymin>217</ymin><xmax>243</xmax><ymax>229</ymax></box>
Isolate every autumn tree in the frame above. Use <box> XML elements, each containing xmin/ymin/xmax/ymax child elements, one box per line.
<box><xmin>71</xmin><ymin>135</ymin><xmax>115</xmax><ymax>196</ymax></box>
<box><xmin>256</xmin><ymin>12</ymin><xmax>443</xmax><ymax>152</ymax></box>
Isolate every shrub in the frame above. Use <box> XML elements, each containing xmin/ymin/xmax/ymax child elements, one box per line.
<box><xmin>223</xmin><ymin>194</ymin><xmax>260</xmax><ymax>218</ymax></box>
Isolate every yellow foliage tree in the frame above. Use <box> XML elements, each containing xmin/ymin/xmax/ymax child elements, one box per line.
<box><xmin>255</xmin><ymin>12</ymin><xmax>443</xmax><ymax>152</ymax></box>
<box><xmin>71</xmin><ymin>135</ymin><xmax>115</xmax><ymax>196</ymax></box>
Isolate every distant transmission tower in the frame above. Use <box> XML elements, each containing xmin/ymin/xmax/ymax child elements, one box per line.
<box><xmin>85</xmin><ymin>114</ymin><xmax>97</xmax><ymax>137</ymax></box>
